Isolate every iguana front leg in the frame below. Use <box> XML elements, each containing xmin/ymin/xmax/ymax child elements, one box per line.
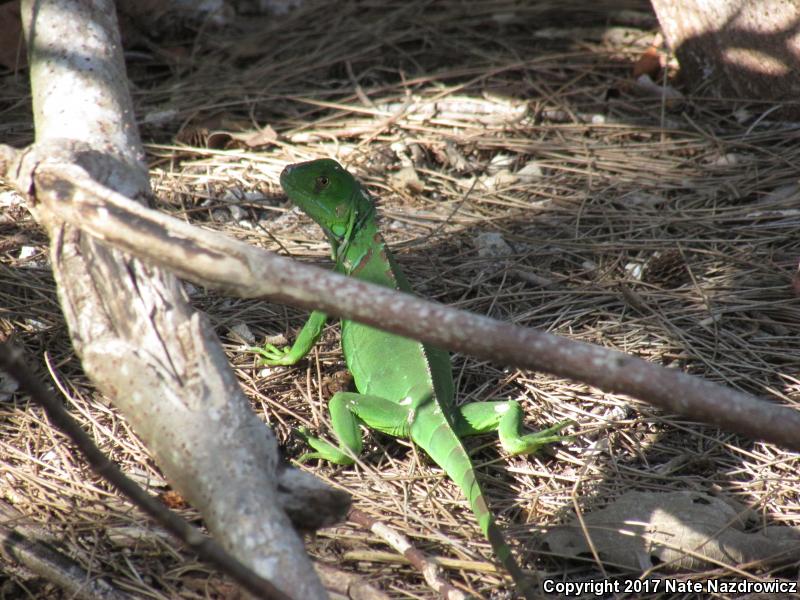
<box><xmin>251</xmin><ymin>310</ymin><xmax>329</xmax><ymax>366</ymax></box>
<box><xmin>298</xmin><ymin>392</ymin><xmax>410</xmax><ymax>464</ymax></box>
<box><xmin>454</xmin><ymin>401</ymin><xmax>573</xmax><ymax>456</ymax></box>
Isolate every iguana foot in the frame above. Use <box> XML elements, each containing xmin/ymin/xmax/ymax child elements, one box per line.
<box><xmin>296</xmin><ymin>427</ymin><xmax>356</xmax><ymax>465</ymax></box>
<box><xmin>502</xmin><ymin>418</ymin><xmax>574</xmax><ymax>456</ymax></box>
<box><xmin>249</xmin><ymin>343</ymin><xmax>296</xmax><ymax>366</ymax></box>
<box><xmin>456</xmin><ymin>401</ymin><xmax>574</xmax><ymax>456</ymax></box>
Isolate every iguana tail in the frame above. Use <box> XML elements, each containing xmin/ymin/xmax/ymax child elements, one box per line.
<box><xmin>411</xmin><ymin>410</ymin><xmax>537</xmax><ymax>599</ymax></box>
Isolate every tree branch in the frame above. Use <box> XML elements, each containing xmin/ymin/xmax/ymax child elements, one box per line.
<box><xmin>3</xmin><ymin>151</ymin><xmax>799</xmax><ymax>453</ymax></box>
<box><xmin>9</xmin><ymin>1</ymin><xmax>344</xmax><ymax>597</ymax></box>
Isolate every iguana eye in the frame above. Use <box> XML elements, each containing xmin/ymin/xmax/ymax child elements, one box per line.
<box><xmin>316</xmin><ymin>175</ymin><xmax>330</xmax><ymax>188</ymax></box>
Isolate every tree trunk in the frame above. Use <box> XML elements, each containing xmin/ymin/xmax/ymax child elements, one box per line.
<box><xmin>651</xmin><ymin>0</ymin><xmax>800</xmax><ymax>115</ymax></box>
<box><xmin>15</xmin><ymin>0</ymin><xmax>336</xmax><ymax>597</ymax></box>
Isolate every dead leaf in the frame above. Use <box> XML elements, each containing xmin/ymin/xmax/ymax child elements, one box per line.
<box><xmin>480</xmin><ymin>169</ymin><xmax>518</xmax><ymax>190</ymax></box>
<box><xmin>391</xmin><ymin>165</ymin><xmax>424</xmax><ymax>193</ymax></box>
<box><xmin>160</xmin><ymin>490</ymin><xmax>188</xmax><ymax>509</ymax></box>
<box><xmin>542</xmin><ymin>491</ymin><xmax>800</xmax><ymax>571</ymax></box>
<box><xmin>175</xmin><ymin>113</ymin><xmax>258</xmax><ymax>148</ymax></box>
<box><xmin>176</xmin><ymin>113</ymin><xmax>227</xmax><ymax>147</ymax></box>
<box><xmin>633</xmin><ymin>46</ymin><xmax>662</xmax><ymax>79</ymax></box>
<box><xmin>176</xmin><ymin>112</ymin><xmax>278</xmax><ymax>149</ymax></box>
<box><xmin>443</xmin><ymin>141</ymin><xmax>470</xmax><ymax>173</ymax></box>
<box><xmin>228</xmin><ymin>124</ymin><xmax>278</xmax><ymax>148</ymax></box>
<box><xmin>322</xmin><ymin>370</ymin><xmax>352</xmax><ymax>397</ymax></box>
<box><xmin>516</xmin><ymin>160</ymin><xmax>543</xmax><ymax>182</ymax></box>
<box><xmin>476</xmin><ymin>232</ymin><xmax>513</xmax><ymax>259</ymax></box>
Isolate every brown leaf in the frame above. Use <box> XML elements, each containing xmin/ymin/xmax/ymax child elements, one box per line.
<box><xmin>633</xmin><ymin>46</ymin><xmax>662</xmax><ymax>79</ymax></box>
<box><xmin>176</xmin><ymin>114</ymin><xmax>278</xmax><ymax>149</ymax></box>
<box><xmin>160</xmin><ymin>489</ymin><xmax>189</xmax><ymax>509</ymax></box>
<box><xmin>543</xmin><ymin>491</ymin><xmax>800</xmax><ymax>571</ymax></box>
<box><xmin>391</xmin><ymin>165</ymin><xmax>424</xmax><ymax>193</ymax></box>
<box><xmin>322</xmin><ymin>370</ymin><xmax>352</xmax><ymax>397</ymax></box>
<box><xmin>228</xmin><ymin>124</ymin><xmax>279</xmax><ymax>148</ymax></box>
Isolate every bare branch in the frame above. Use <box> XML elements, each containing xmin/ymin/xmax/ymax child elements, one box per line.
<box><xmin>5</xmin><ymin>152</ymin><xmax>799</xmax><ymax>453</ymax></box>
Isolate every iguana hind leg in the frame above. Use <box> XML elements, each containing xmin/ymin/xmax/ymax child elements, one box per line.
<box><xmin>454</xmin><ymin>401</ymin><xmax>572</xmax><ymax>456</ymax></box>
<box><xmin>298</xmin><ymin>391</ymin><xmax>410</xmax><ymax>464</ymax></box>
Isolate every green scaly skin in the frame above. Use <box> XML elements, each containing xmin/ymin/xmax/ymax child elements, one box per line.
<box><xmin>252</xmin><ymin>159</ymin><xmax>572</xmax><ymax>599</ymax></box>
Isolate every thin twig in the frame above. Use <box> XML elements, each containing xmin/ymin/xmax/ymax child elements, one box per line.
<box><xmin>0</xmin><ymin>341</ymin><xmax>292</xmax><ymax>600</ymax></box>
<box><xmin>342</xmin><ymin>550</ymin><xmax>500</xmax><ymax>574</ymax></box>
<box><xmin>349</xmin><ymin>508</ymin><xmax>467</xmax><ymax>600</ymax></box>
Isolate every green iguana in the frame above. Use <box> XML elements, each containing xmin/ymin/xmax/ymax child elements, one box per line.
<box><xmin>253</xmin><ymin>158</ymin><xmax>571</xmax><ymax>598</ymax></box>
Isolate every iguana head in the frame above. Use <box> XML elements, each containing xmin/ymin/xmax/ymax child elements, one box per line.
<box><xmin>280</xmin><ymin>158</ymin><xmax>370</xmax><ymax>242</ymax></box>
